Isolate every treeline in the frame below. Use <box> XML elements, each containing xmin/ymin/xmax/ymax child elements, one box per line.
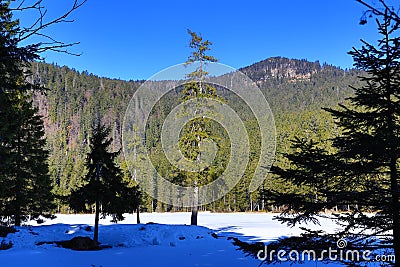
<box><xmin>31</xmin><ymin>63</ymin><xmax>141</xmax><ymax>211</ymax></box>
<box><xmin>31</xmin><ymin>57</ymin><xmax>362</xmax><ymax>213</ymax></box>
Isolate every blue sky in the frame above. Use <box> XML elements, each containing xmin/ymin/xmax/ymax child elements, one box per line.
<box><xmin>15</xmin><ymin>0</ymin><xmax>382</xmax><ymax>80</ymax></box>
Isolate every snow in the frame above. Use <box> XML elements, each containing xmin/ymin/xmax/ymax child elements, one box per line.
<box><xmin>0</xmin><ymin>212</ymin><xmax>355</xmax><ymax>267</ymax></box>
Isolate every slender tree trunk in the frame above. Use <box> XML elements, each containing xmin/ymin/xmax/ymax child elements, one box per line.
<box><xmin>94</xmin><ymin>200</ymin><xmax>100</xmax><ymax>244</ymax></box>
<box><xmin>14</xmin><ymin>210</ymin><xmax>21</xmax><ymax>227</ymax></box>
<box><xmin>191</xmin><ymin>206</ymin><xmax>198</xmax><ymax>225</ymax></box>
<box><xmin>191</xmin><ymin>186</ymin><xmax>198</xmax><ymax>225</ymax></box>
<box><xmin>14</xmin><ymin>134</ymin><xmax>22</xmax><ymax>227</ymax></box>
<box><xmin>94</xmin><ymin>161</ymin><xmax>101</xmax><ymax>244</ymax></box>
<box><xmin>14</xmin><ymin>184</ymin><xmax>22</xmax><ymax>226</ymax></box>
<box><xmin>136</xmin><ymin>206</ymin><xmax>140</xmax><ymax>224</ymax></box>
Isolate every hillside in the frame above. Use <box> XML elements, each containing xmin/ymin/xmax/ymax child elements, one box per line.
<box><xmin>31</xmin><ymin>57</ymin><xmax>362</xmax><ymax>212</ymax></box>
<box><xmin>240</xmin><ymin>57</ymin><xmax>360</xmax><ymax>112</ymax></box>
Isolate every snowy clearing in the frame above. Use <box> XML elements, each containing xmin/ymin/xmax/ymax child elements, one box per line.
<box><xmin>0</xmin><ymin>212</ymin><xmax>367</xmax><ymax>267</ymax></box>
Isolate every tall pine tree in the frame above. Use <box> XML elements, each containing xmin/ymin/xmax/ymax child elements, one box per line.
<box><xmin>0</xmin><ymin>1</ymin><xmax>55</xmax><ymax>226</ymax></box>
<box><xmin>178</xmin><ymin>29</ymin><xmax>222</xmax><ymax>225</ymax></box>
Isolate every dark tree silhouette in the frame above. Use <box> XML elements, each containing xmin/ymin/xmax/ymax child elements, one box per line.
<box><xmin>0</xmin><ymin>0</ymin><xmax>84</xmax><ymax>226</ymax></box>
<box><xmin>0</xmin><ymin>92</ymin><xmax>55</xmax><ymax>226</ymax></box>
<box><xmin>69</xmin><ymin>123</ymin><xmax>141</xmax><ymax>244</ymax></box>
<box><xmin>270</xmin><ymin>5</ymin><xmax>400</xmax><ymax>266</ymax></box>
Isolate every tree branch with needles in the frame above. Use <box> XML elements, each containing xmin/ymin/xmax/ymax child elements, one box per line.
<box><xmin>357</xmin><ymin>0</ymin><xmax>400</xmax><ymax>25</ymax></box>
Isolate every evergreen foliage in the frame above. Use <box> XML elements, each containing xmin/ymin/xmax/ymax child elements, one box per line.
<box><xmin>0</xmin><ymin>0</ymin><xmax>55</xmax><ymax>226</ymax></box>
<box><xmin>30</xmin><ymin>56</ymin><xmax>361</xmax><ymax>213</ymax></box>
<box><xmin>178</xmin><ymin>29</ymin><xmax>222</xmax><ymax>225</ymax></box>
<box><xmin>69</xmin><ymin>123</ymin><xmax>141</xmax><ymax>242</ymax></box>
<box><xmin>270</xmin><ymin>8</ymin><xmax>400</xmax><ymax>266</ymax></box>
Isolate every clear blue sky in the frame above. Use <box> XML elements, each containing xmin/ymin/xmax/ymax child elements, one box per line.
<box><xmin>15</xmin><ymin>0</ymin><xmax>382</xmax><ymax>80</ymax></box>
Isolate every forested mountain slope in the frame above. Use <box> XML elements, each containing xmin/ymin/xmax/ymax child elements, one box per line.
<box><xmin>31</xmin><ymin>57</ymin><xmax>362</xmax><ymax>212</ymax></box>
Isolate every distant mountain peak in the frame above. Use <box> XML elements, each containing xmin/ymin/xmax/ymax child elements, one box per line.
<box><xmin>239</xmin><ymin>57</ymin><xmax>339</xmax><ymax>83</ymax></box>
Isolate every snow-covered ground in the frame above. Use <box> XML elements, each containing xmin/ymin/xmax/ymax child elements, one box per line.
<box><xmin>0</xmin><ymin>212</ymin><xmax>364</xmax><ymax>267</ymax></box>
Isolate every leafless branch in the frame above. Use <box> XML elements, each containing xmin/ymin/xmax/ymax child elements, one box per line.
<box><xmin>36</xmin><ymin>42</ymin><xmax>82</xmax><ymax>56</ymax></box>
<box><xmin>10</xmin><ymin>0</ymin><xmax>87</xmax><ymax>56</ymax></box>
<box><xmin>10</xmin><ymin>0</ymin><xmax>41</xmax><ymax>11</ymax></box>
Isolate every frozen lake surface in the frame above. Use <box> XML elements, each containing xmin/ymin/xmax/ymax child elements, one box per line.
<box><xmin>0</xmin><ymin>212</ymin><xmax>355</xmax><ymax>267</ymax></box>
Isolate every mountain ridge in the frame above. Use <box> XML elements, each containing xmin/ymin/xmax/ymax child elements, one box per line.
<box><xmin>30</xmin><ymin>56</ymin><xmax>361</xmax><ymax>212</ymax></box>
<box><xmin>39</xmin><ymin>56</ymin><xmax>349</xmax><ymax>83</ymax></box>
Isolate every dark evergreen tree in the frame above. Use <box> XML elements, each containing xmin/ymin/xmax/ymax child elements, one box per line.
<box><xmin>270</xmin><ymin>138</ymin><xmax>339</xmax><ymax>221</ymax></box>
<box><xmin>0</xmin><ymin>92</ymin><xmax>55</xmax><ymax>226</ymax></box>
<box><xmin>0</xmin><ymin>0</ymin><xmax>57</xmax><ymax>226</ymax></box>
<box><xmin>270</xmin><ymin>7</ymin><xmax>400</xmax><ymax>266</ymax></box>
<box><xmin>70</xmin><ymin>123</ymin><xmax>141</xmax><ymax>243</ymax></box>
<box><xmin>121</xmin><ymin>160</ymin><xmax>142</xmax><ymax>224</ymax></box>
<box><xmin>328</xmin><ymin>10</ymin><xmax>400</xmax><ymax>264</ymax></box>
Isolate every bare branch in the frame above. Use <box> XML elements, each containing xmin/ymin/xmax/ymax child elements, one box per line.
<box><xmin>10</xmin><ymin>0</ymin><xmax>42</xmax><ymax>11</ymax></box>
<box><xmin>9</xmin><ymin>0</ymin><xmax>86</xmax><ymax>56</ymax></box>
<box><xmin>18</xmin><ymin>0</ymin><xmax>86</xmax><ymax>42</ymax></box>
<box><xmin>36</xmin><ymin>42</ymin><xmax>82</xmax><ymax>56</ymax></box>
<box><xmin>34</xmin><ymin>32</ymin><xmax>66</xmax><ymax>45</ymax></box>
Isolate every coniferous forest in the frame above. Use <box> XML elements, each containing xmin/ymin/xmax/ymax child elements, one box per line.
<box><xmin>29</xmin><ymin>58</ymin><xmax>361</xmax><ymax>214</ymax></box>
<box><xmin>1</xmin><ymin>0</ymin><xmax>400</xmax><ymax>266</ymax></box>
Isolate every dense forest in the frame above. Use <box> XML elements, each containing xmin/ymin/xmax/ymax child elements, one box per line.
<box><xmin>30</xmin><ymin>57</ymin><xmax>363</xmax><ymax>213</ymax></box>
<box><xmin>2</xmin><ymin>0</ymin><xmax>400</xmax><ymax>264</ymax></box>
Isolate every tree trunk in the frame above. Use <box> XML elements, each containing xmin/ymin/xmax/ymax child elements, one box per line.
<box><xmin>14</xmin><ymin>210</ymin><xmax>21</xmax><ymax>227</ymax></box>
<box><xmin>136</xmin><ymin>206</ymin><xmax>140</xmax><ymax>224</ymax></box>
<box><xmin>191</xmin><ymin>186</ymin><xmax>199</xmax><ymax>225</ymax></box>
<box><xmin>94</xmin><ymin>200</ymin><xmax>100</xmax><ymax>244</ymax></box>
<box><xmin>191</xmin><ymin>206</ymin><xmax>198</xmax><ymax>225</ymax></box>
<box><xmin>14</xmin><ymin>135</ymin><xmax>22</xmax><ymax>227</ymax></box>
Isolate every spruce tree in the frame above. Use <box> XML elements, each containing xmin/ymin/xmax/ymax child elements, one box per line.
<box><xmin>329</xmin><ymin>11</ymin><xmax>400</xmax><ymax>264</ymax></box>
<box><xmin>270</xmin><ymin>8</ymin><xmax>400</xmax><ymax>265</ymax></box>
<box><xmin>178</xmin><ymin>29</ymin><xmax>222</xmax><ymax>225</ymax></box>
<box><xmin>0</xmin><ymin>1</ymin><xmax>55</xmax><ymax>226</ymax></box>
<box><xmin>0</xmin><ymin>93</ymin><xmax>55</xmax><ymax>226</ymax></box>
<box><xmin>69</xmin><ymin>123</ymin><xmax>140</xmax><ymax>243</ymax></box>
